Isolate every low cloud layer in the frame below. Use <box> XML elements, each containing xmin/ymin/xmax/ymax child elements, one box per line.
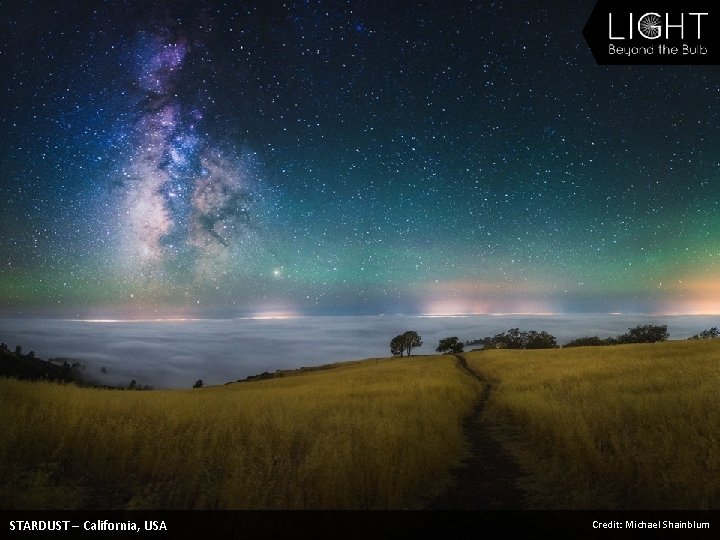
<box><xmin>1</xmin><ymin>314</ymin><xmax>717</xmax><ymax>388</ymax></box>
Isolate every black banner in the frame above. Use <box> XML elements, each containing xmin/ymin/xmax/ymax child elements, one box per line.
<box><xmin>3</xmin><ymin>511</ymin><xmax>720</xmax><ymax>538</ymax></box>
<box><xmin>583</xmin><ymin>0</ymin><xmax>720</xmax><ymax>64</ymax></box>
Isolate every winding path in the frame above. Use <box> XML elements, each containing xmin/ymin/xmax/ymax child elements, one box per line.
<box><xmin>425</xmin><ymin>354</ymin><xmax>527</xmax><ymax>509</ymax></box>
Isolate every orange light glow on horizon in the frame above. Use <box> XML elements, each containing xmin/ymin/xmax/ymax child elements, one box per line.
<box><xmin>419</xmin><ymin>278</ymin><xmax>557</xmax><ymax>316</ymax></box>
<box><xmin>248</xmin><ymin>310</ymin><xmax>301</xmax><ymax>320</ymax></box>
<box><xmin>657</xmin><ymin>277</ymin><xmax>720</xmax><ymax>314</ymax></box>
<box><xmin>421</xmin><ymin>299</ymin><xmax>556</xmax><ymax>317</ymax></box>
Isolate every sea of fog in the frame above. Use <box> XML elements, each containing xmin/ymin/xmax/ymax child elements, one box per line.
<box><xmin>1</xmin><ymin>314</ymin><xmax>718</xmax><ymax>389</ymax></box>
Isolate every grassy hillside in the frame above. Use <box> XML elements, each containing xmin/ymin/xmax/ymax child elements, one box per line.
<box><xmin>465</xmin><ymin>340</ymin><xmax>720</xmax><ymax>509</ymax></box>
<box><xmin>5</xmin><ymin>340</ymin><xmax>718</xmax><ymax>510</ymax></box>
<box><xmin>0</xmin><ymin>355</ymin><xmax>481</xmax><ymax>509</ymax></box>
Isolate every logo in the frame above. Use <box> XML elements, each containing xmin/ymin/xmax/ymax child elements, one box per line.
<box><xmin>583</xmin><ymin>1</ymin><xmax>719</xmax><ymax>64</ymax></box>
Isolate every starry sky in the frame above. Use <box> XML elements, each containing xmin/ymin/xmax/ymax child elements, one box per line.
<box><xmin>2</xmin><ymin>0</ymin><xmax>720</xmax><ymax>318</ymax></box>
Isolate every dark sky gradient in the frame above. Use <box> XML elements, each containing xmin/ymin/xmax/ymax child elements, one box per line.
<box><xmin>2</xmin><ymin>0</ymin><xmax>720</xmax><ymax>318</ymax></box>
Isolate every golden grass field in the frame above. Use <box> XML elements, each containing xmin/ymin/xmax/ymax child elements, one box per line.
<box><xmin>465</xmin><ymin>340</ymin><xmax>720</xmax><ymax>509</ymax></box>
<box><xmin>0</xmin><ymin>355</ymin><xmax>481</xmax><ymax>509</ymax></box>
<box><xmin>2</xmin><ymin>339</ymin><xmax>719</xmax><ymax>510</ymax></box>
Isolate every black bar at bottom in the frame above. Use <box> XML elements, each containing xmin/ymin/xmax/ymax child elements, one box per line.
<box><xmin>3</xmin><ymin>510</ymin><xmax>719</xmax><ymax>538</ymax></box>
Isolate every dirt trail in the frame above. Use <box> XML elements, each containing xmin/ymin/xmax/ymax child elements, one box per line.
<box><xmin>425</xmin><ymin>354</ymin><xmax>527</xmax><ymax>509</ymax></box>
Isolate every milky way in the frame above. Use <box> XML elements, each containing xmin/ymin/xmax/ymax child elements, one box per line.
<box><xmin>119</xmin><ymin>30</ymin><xmax>265</xmax><ymax>290</ymax></box>
<box><xmin>2</xmin><ymin>1</ymin><xmax>720</xmax><ymax>317</ymax></box>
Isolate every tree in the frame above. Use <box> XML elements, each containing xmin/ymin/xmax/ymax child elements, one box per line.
<box><xmin>689</xmin><ymin>327</ymin><xmax>720</xmax><ymax>340</ymax></box>
<box><xmin>485</xmin><ymin>328</ymin><xmax>525</xmax><ymax>349</ymax></box>
<box><xmin>402</xmin><ymin>331</ymin><xmax>422</xmax><ymax>356</ymax></box>
<box><xmin>436</xmin><ymin>336</ymin><xmax>464</xmax><ymax>354</ymax></box>
<box><xmin>702</xmin><ymin>327</ymin><xmax>720</xmax><ymax>339</ymax></box>
<box><xmin>193</xmin><ymin>379</ymin><xmax>204</xmax><ymax>389</ymax></box>
<box><xmin>390</xmin><ymin>331</ymin><xmax>423</xmax><ymax>356</ymax></box>
<box><xmin>128</xmin><ymin>379</ymin><xmax>137</xmax><ymax>390</ymax></box>
<box><xmin>471</xmin><ymin>328</ymin><xmax>558</xmax><ymax>350</ymax></box>
<box><xmin>524</xmin><ymin>331</ymin><xmax>558</xmax><ymax>349</ymax></box>
<box><xmin>390</xmin><ymin>335</ymin><xmax>406</xmax><ymax>356</ymax></box>
<box><xmin>618</xmin><ymin>324</ymin><xmax>669</xmax><ymax>344</ymax></box>
<box><xmin>502</xmin><ymin>328</ymin><xmax>525</xmax><ymax>349</ymax></box>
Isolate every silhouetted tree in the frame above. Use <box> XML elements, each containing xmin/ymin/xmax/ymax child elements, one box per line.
<box><xmin>390</xmin><ymin>331</ymin><xmax>423</xmax><ymax>356</ymax></box>
<box><xmin>502</xmin><ymin>328</ymin><xmax>525</xmax><ymax>349</ymax></box>
<box><xmin>390</xmin><ymin>335</ymin><xmax>406</xmax><ymax>356</ymax></box>
<box><xmin>525</xmin><ymin>331</ymin><xmax>558</xmax><ymax>349</ymax></box>
<box><xmin>402</xmin><ymin>331</ymin><xmax>422</xmax><ymax>356</ymax></box>
<box><xmin>689</xmin><ymin>327</ymin><xmax>720</xmax><ymax>340</ymax></box>
<box><xmin>474</xmin><ymin>328</ymin><xmax>558</xmax><ymax>350</ymax></box>
<box><xmin>193</xmin><ymin>379</ymin><xmax>204</xmax><ymax>388</ymax></box>
<box><xmin>15</xmin><ymin>345</ymin><xmax>22</xmax><ymax>357</ymax></box>
<box><xmin>128</xmin><ymin>379</ymin><xmax>137</xmax><ymax>390</ymax></box>
<box><xmin>617</xmin><ymin>324</ymin><xmax>669</xmax><ymax>344</ymax></box>
<box><xmin>436</xmin><ymin>337</ymin><xmax>464</xmax><ymax>354</ymax></box>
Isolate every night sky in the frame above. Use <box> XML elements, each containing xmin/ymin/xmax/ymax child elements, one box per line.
<box><xmin>2</xmin><ymin>0</ymin><xmax>720</xmax><ymax>318</ymax></box>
